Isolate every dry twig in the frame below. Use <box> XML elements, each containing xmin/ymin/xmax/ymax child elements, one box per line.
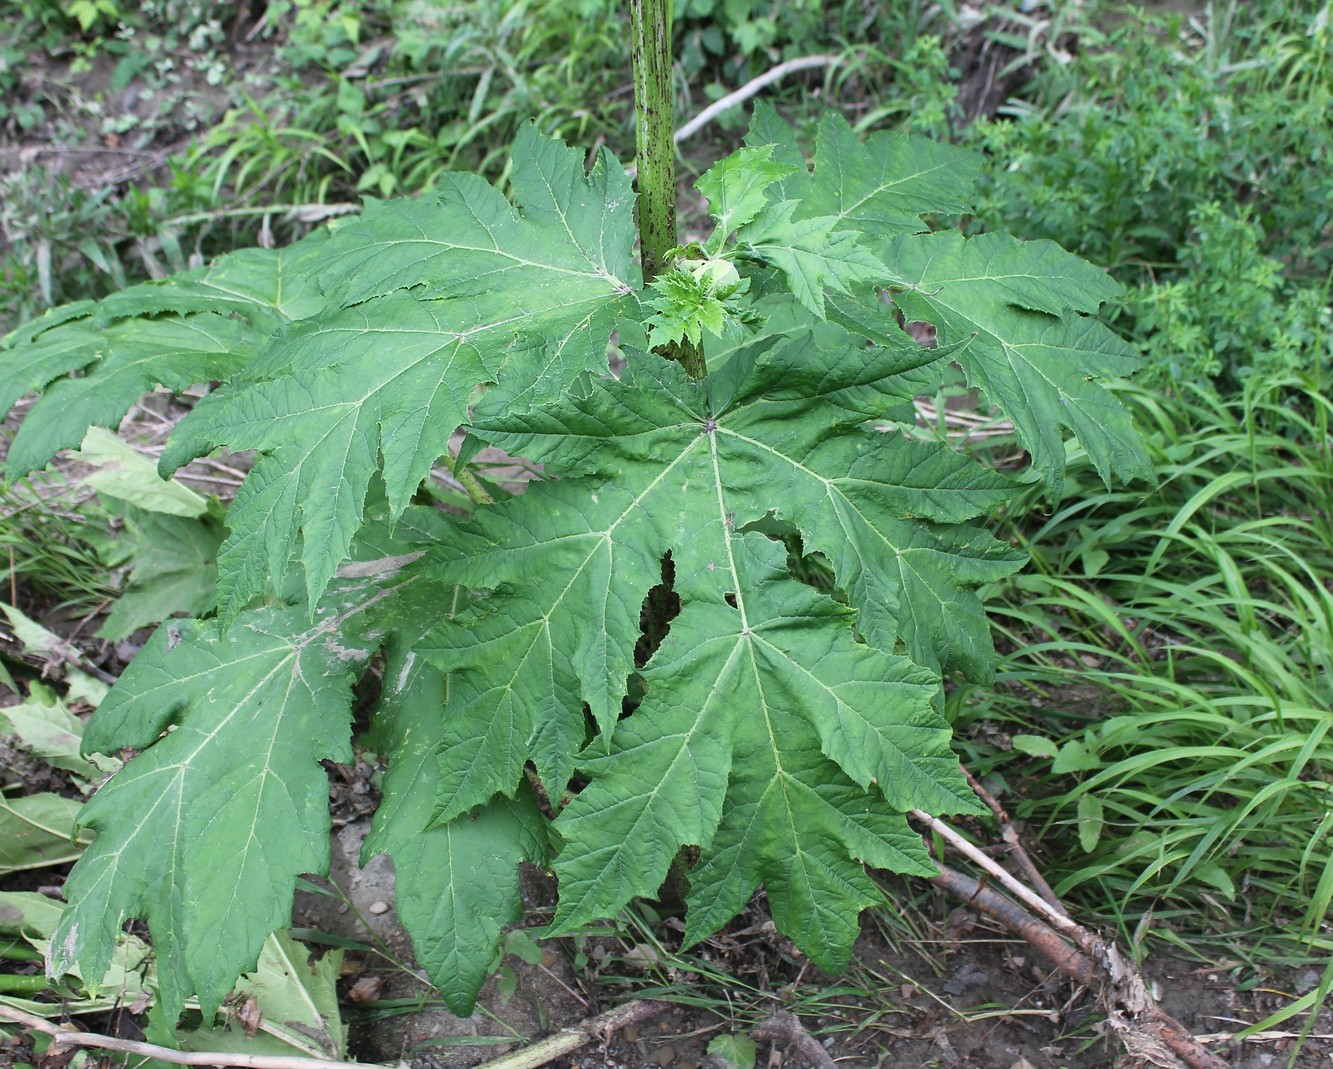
<box><xmin>916</xmin><ymin>799</ymin><xmax>1232</xmax><ymax>1069</ymax></box>
<box><xmin>0</xmin><ymin>1000</ymin><xmax>671</xmax><ymax>1069</ymax></box>
<box><xmin>673</xmin><ymin>55</ymin><xmax>840</xmax><ymax>144</ymax></box>
<box><xmin>960</xmin><ymin>764</ymin><xmax>1067</xmax><ymax>914</ymax></box>
<box><xmin>625</xmin><ymin>54</ymin><xmax>843</xmax><ymax>179</ymax></box>
<box><xmin>0</xmin><ymin>1004</ymin><xmax>378</xmax><ymax>1069</ymax></box>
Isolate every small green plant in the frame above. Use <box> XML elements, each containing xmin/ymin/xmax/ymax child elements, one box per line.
<box><xmin>1</xmin><ymin>1</ymin><xmax>1147</xmax><ymax>1023</ymax></box>
<box><xmin>969</xmin><ymin>3</ymin><xmax>1333</xmax><ymax>279</ymax></box>
<box><xmin>1126</xmin><ymin>203</ymin><xmax>1332</xmax><ymax>393</ymax></box>
<box><xmin>675</xmin><ymin>0</ymin><xmax>824</xmax><ymax>73</ymax></box>
<box><xmin>963</xmin><ymin>2</ymin><xmax>1333</xmax><ymax>407</ymax></box>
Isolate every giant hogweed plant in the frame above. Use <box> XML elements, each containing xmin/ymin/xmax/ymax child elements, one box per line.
<box><xmin>0</xmin><ymin>3</ymin><xmax>1149</xmax><ymax>1024</ymax></box>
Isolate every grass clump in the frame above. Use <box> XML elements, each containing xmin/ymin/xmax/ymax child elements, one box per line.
<box><xmin>944</xmin><ymin>4</ymin><xmax>1333</xmax><ymax>970</ymax></box>
<box><xmin>955</xmin><ymin>376</ymin><xmax>1333</xmax><ymax>963</ymax></box>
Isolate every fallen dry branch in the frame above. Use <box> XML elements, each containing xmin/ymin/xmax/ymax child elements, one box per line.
<box><xmin>0</xmin><ymin>999</ymin><xmax>671</xmax><ymax>1069</ymax></box>
<box><xmin>625</xmin><ymin>54</ymin><xmax>843</xmax><ymax>178</ymax></box>
<box><xmin>960</xmin><ymin>764</ymin><xmax>1067</xmax><ymax>915</ymax></box>
<box><xmin>930</xmin><ymin>864</ymin><xmax>1097</xmax><ymax>988</ymax></box>
<box><xmin>672</xmin><ymin>55</ymin><xmax>840</xmax><ymax>144</ymax></box>
<box><xmin>915</xmin><ymin>802</ymin><xmax>1232</xmax><ymax>1069</ymax></box>
<box><xmin>752</xmin><ymin>1009</ymin><xmax>838</xmax><ymax>1069</ymax></box>
<box><xmin>470</xmin><ymin>999</ymin><xmax>670</xmax><ymax>1069</ymax></box>
<box><xmin>0</xmin><ymin>1004</ymin><xmax>375</xmax><ymax>1069</ymax></box>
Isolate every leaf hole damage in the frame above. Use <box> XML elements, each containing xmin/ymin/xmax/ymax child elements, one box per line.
<box><xmin>740</xmin><ymin>514</ymin><xmax>837</xmax><ymax>596</ymax></box>
<box><xmin>905</xmin><ymin>321</ymin><xmax>938</xmax><ymax>348</ymax></box>
<box><xmin>633</xmin><ymin>551</ymin><xmax>680</xmax><ymax>669</ymax></box>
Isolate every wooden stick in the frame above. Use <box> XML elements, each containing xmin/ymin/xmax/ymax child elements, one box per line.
<box><xmin>911</xmin><ymin>809</ymin><xmax>1085</xmax><ymax>943</ymax></box>
<box><xmin>673</xmin><ymin>55</ymin><xmax>840</xmax><ymax>144</ymax></box>
<box><xmin>959</xmin><ymin>764</ymin><xmax>1068</xmax><ymax>915</ymax></box>
<box><xmin>469</xmin><ymin>999</ymin><xmax>670</xmax><ymax>1069</ymax></box>
<box><xmin>0</xmin><ymin>999</ymin><xmax>671</xmax><ymax>1069</ymax></box>
<box><xmin>0</xmin><ymin>1004</ymin><xmax>382</xmax><ymax>1069</ymax></box>
<box><xmin>928</xmin><ymin>861</ymin><xmax>1230</xmax><ymax>1069</ymax></box>
<box><xmin>929</xmin><ymin>864</ymin><xmax>1097</xmax><ymax>987</ymax></box>
<box><xmin>920</xmin><ymin>801</ymin><xmax>1233</xmax><ymax>1069</ymax></box>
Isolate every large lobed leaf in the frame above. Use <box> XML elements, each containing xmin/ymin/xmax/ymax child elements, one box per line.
<box><xmin>3</xmin><ymin>125</ymin><xmax>638</xmax><ymax>623</ymax></box>
<box><xmin>48</xmin><ymin>504</ymin><xmax>542</xmax><ymax>1019</ymax></box>
<box><xmin>357</xmin><ymin>531</ymin><xmax>551</xmax><ymax>1016</ymax></box>
<box><xmin>714</xmin><ymin>104</ymin><xmax>1150</xmax><ymax>494</ymax></box>
<box><xmin>48</xmin><ymin>565</ymin><xmax>422</xmax><ymax>1023</ymax></box>
<box><xmin>871</xmin><ymin>230</ymin><xmax>1152</xmax><ymax>493</ymax></box>
<box><xmin>161</xmin><ymin>124</ymin><xmax>639</xmax><ymax>617</ymax></box>
<box><xmin>361</xmin><ymin>645</ymin><xmax>549</xmax><ymax>1015</ymax></box>
<box><xmin>1</xmin><ymin>236</ymin><xmax>333</xmax><ymax>477</ymax></box>
<box><xmin>420</xmin><ymin>339</ymin><xmax>1016</xmax><ymax>966</ymax></box>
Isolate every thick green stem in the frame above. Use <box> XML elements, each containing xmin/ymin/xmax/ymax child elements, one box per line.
<box><xmin>0</xmin><ymin>939</ymin><xmax>42</xmax><ymax>963</ymax></box>
<box><xmin>455</xmin><ymin>463</ymin><xmax>493</xmax><ymax>507</ymax></box>
<box><xmin>629</xmin><ymin>0</ymin><xmax>676</xmax><ymax>285</ymax></box>
<box><xmin>630</xmin><ymin>0</ymin><xmax>705</xmax><ymax>378</ymax></box>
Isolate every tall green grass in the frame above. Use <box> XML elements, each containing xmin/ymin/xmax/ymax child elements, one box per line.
<box><xmin>953</xmin><ymin>375</ymin><xmax>1333</xmax><ymax>963</ymax></box>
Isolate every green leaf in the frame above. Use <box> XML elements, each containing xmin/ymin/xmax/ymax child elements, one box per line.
<box><xmin>361</xmin><ymin>636</ymin><xmax>549</xmax><ymax>1015</ymax></box>
<box><xmin>4</xmin><ymin>315</ymin><xmax>259</xmax><ymax>478</ymax></box>
<box><xmin>0</xmin><ymin>794</ymin><xmax>90</xmax><ymax>873</ymax></box>
<box><xmin>316</xmin><ymin>123</ymin><xmax>637</xmax><ymax>310</ymax></box>
<box><xmin>726</xmin><ymin>106</ymin><xmax>1143</xmax><ymax>495</ymax></box>
<box><xmin>553</xmin><ymin>537</ymin><xmax>947</xmax><ymax>958</ymax></box>
<box><xmin>95</xmin><ymin>504</ymin><xmax>224</xmax><ymax>642</ymax></box>
<box><xmin>73</xmin><ymin>428</ymin><xmax>209</xmax><ymax>518</ymax></box>
<box><xmin>1052</xmin><ymin>738</ymin><xmax>1101</xmax><ymax>774</ymax></box>
<box><xmin>796</xmin><ymin>108</ymin><xmax>980</xmax><ymax>234</ymax></box>
<box><xmin>708</xmin><ymin>1034</ymin><xmax>757</xmax><ymax>1069</ymax></box>
<box><xmin>702</xmin><ymin>107</ymin><xmax>978</xmax><ymax>320</ymax></box>
<box><xmin>0</xmin><ymin>605</ymin><xmax>83</xmax><ymax>672</ymax></box>
<box><xmin>155</xmin><ymin>932</ymin><xmax>346</xmax><ymax>1060</ymax></box>
<box><xmin>93</xmin><ymin>236</ymin><xmax>333</xmax><ymax>328</ymax></box>
<box><xmin>737</xmin><ymin>201</ymin><xmax>887</xmax><ymax>318</ymax></box>
<box><xmin>740</xmin><ymin>103</ymin><xmax>981</xmax><ymax>238</ymax></box>
<box><xmin>1011</xmin><ymin>734</ymin><xmax>1059</xmax><ymax>759</ymax></box>
<box><xmin>863</xmin><ymin>229</ymin><xmax>1152</xmax><ymax>493</ymax></box>
<box><xmin>1077</xmin><ymin>794</ymin><xmax>1104</xmax><ymax>853</ymax></box>
<box><xmin>713</xmin><ymin>108</ymin><xmax>985</xmax><ymax>319</ymax></box>
<box><xmin>698</xmin><ymin>144</ymin><xmax>799</xmax><ymax>254</ymax></box>
<box><xmin>441</xmin><ymin>335</ymin><xmax>1023</xmax><ymax>686</ymax></box>
<box><xmin>0</xmin><ymin>235</ymin><xmax>332</xmax><ymax>477</ymax></box>
<box><xmin>48</xmin><ymin>567</ymin><xmax>424</xmax><ymax>1023</ymax></box>
<box><xmin>0</xmin><ymin>894</ymin><xmax>155</xmax><ymax>1019</ymax></box>
<box><xmin>0</xmin><ymin>682</ymin><xmax>115</xmax><ymax>782</ymax></box>
<box><xmin>161</xmin><ymin>126</ymin><xmax>638</xmax><ymax>617</ymax></box>
<box><xmin>229</xmin><ymin>931</ymin><xmax>345</xmax><ymax>1058</ymax></box>
<box><xmin>162</xmin><ymin>297</ymin><xmax>499</xmax><ymax>618</ymax></box>
<box><xmin>0</xmin><ymin>891</ymin><xmax>67</xmax><ymax>936</ymax></box>
<box><xmin>423</xmin><ymin>345</ymin><xmax>999</xmax><ymax>962</ymax></box>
